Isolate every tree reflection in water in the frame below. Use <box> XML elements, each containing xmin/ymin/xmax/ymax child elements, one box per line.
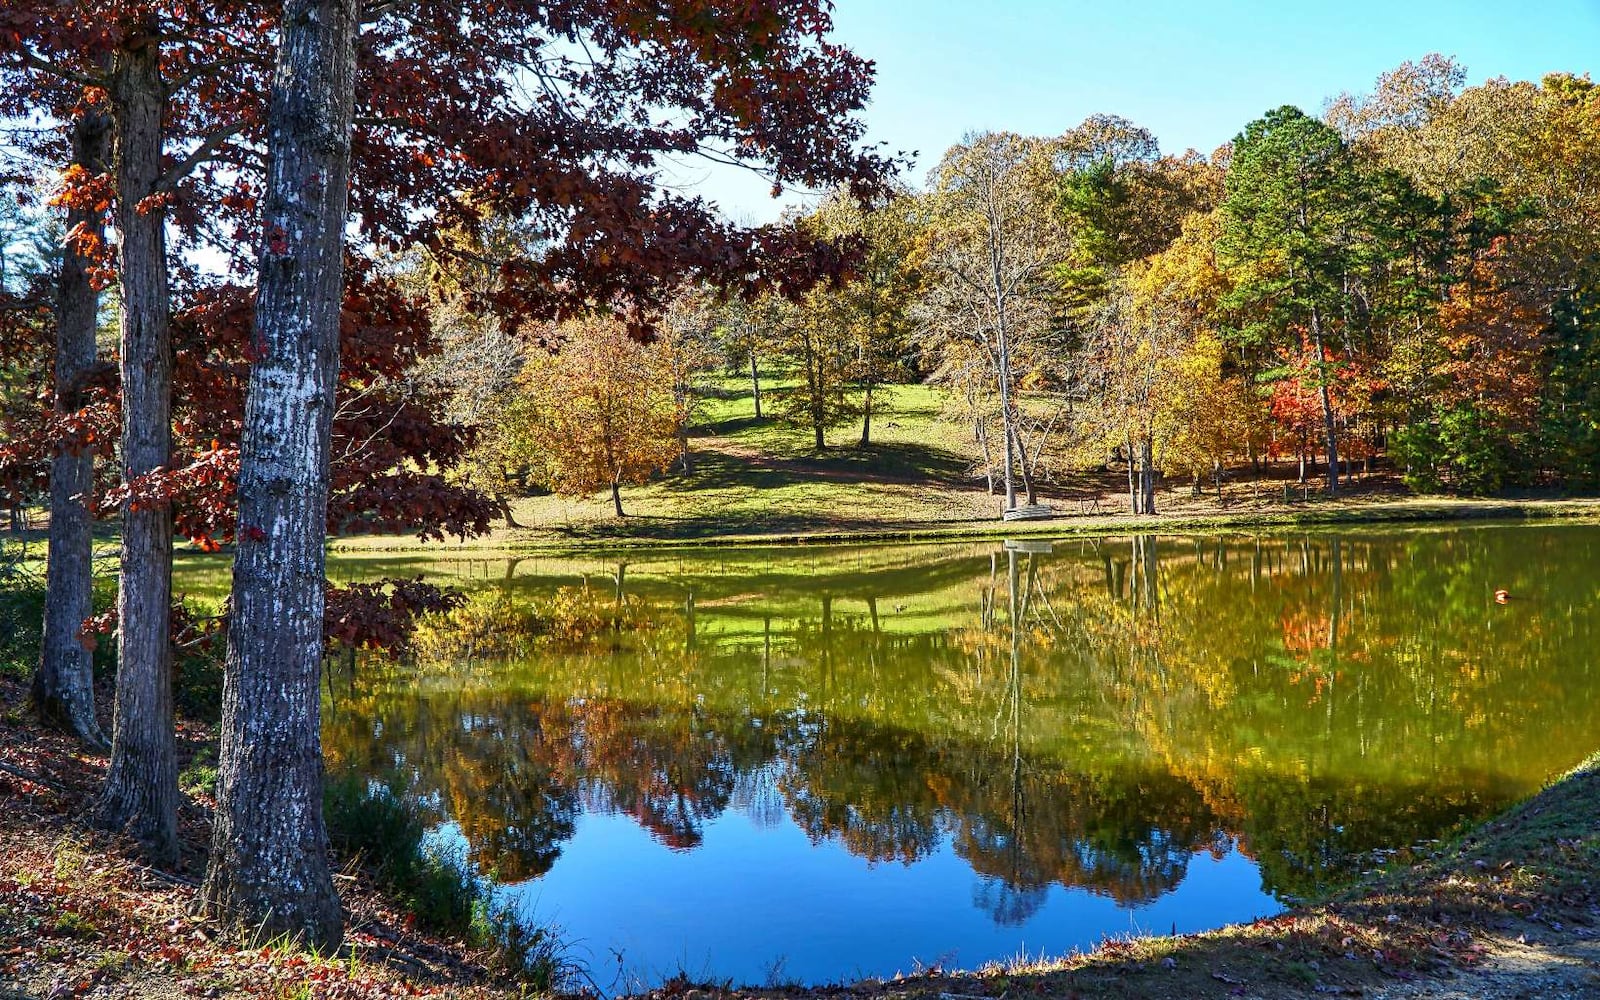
<box><xmin>321</xmin><ymin>526</ymin><xmax>1600</xmax><ymax>912</ymax></box>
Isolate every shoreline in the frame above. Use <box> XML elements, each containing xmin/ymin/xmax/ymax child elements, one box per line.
<box><xmin>324</xmin><ymin>495</ymin><xmax>1600</xmax><ymax>557</ymax></box>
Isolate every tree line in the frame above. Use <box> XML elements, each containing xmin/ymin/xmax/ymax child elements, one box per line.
<box><xmin>444</xmin><ymin>56</ymin><xmax>1600</xmax><ymax>521</ymax></box>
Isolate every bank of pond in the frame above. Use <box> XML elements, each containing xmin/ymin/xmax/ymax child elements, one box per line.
<box><xmin>172</xmin><ymin>521</ymin><xmax>1600</xmax><ymax>991</ymax></box>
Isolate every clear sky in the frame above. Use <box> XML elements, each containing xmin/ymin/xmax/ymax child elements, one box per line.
<box><xmin>687</xmin><ymin>0</ymin><xmax>1600</xmax><ymax>222</ymax></box>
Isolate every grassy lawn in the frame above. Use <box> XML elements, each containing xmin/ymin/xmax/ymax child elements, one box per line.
<box><xmin>321</xmin><ymin>375</ymin><xmax>1600</xmax><ymax>551</ymax></box>
<box><xmin>501</xmin><ymin>377</ymin><xmax>1009</xmax><ymax>540</ymax></box>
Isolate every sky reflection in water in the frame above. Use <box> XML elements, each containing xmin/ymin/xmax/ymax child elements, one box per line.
<box><xmin>295</xmin><ymin>524</ymin><xmax>1600</xmax><ymax>988</ymax></box>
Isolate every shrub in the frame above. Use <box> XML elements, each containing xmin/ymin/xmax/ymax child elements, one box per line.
<box><xmin>325</xmin><ymin>777</ymin><xmax>478</xmax><ymax>934</ymax></box>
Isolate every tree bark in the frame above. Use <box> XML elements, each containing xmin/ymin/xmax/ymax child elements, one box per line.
<box><xmin>1126</xmin><ymin>437</ymin><xmax>1138</xmax><ymax>514</ymax></box>
<box><xmin>92</xmin><ymin>31</ymin><xmax>178</xmax><ymax>865</ymax></box>
<box><xmin>1013</xmin><ymin>419</ymin><xmax>1038</xmax><ymax>506</ymax></box>
<box><xmin>611</xmin><ymin>480</ymin><xmax>624</xmax><ymax>517</ymax></box>
<box><xmin>34</xmin><ymin>110</ymin><xmax>110</xmax><ymax>750</ymax></box>
<box><xmin>203</xmin><ymin>0</ymin><xmax>358</xmax><ymax>950</ymax></box>
<box><xmin>859</xmin><ymin>382</ymin><xmax>873</xmax><ymax>446</ymax></box>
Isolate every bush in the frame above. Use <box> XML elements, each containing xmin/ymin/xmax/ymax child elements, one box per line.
<box><xmin>0</xmin><ymin>543</ymin><xmax>44</xmax><ymax>680</ymax></box>
<box><xmin>173</xmin><ymin>642</ymin><xmax>225</xmax><ymax>724</ymax></box>
<box><xmin>1392</xmin><ymin>407</ymin><xmax>1523</xmax><ymax>496</ymax></box>
<box><xmin>324</xmin><ymin>776</ymin><xmax>481</xmax><ymax>934</ymax></box>
<box><xmin>324</xmin><ymin>777</ymin><xmax>582</xmax><ymax>986</ymax></box>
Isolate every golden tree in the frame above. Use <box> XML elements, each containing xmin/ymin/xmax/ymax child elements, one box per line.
<box><xmin>523</xmin><ymin>316</ymin><xmax>681</xmax><ymax>517</ymax></box>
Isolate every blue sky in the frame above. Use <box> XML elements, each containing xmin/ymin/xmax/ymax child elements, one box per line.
<box><xmin>687</xmin><ymin>0</ymin><xmax>1600</xmax><ymax>221</ymax></box>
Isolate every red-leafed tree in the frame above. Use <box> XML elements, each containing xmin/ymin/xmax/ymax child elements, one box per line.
<box><xmin>196</xmin><ymin>0</ymin><xmax>892</xmax><ymax>947</ymax></box>
<box><xmin>7</xmin><ymin>0</ymin><xmax>891</xmax><ymax>939</ymax></box>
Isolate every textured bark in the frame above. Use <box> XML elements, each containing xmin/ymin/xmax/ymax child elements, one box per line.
<box><xmin>203</xmin><ymin>0</ymin><xmax>358</xmax><ymax>950</ymax></box>
<box><xmin>91</xmin><ymin>33</ymin><xmax>179</xmax><ymax>865</ymax></box>
<box><xmin>34</xmin><ymin>111</ymin><xmax>110</xmax><ymax>750</ymax></box>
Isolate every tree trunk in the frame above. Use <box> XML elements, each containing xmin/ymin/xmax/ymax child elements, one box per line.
<box><xmin>1310</xmin><ymin>311</ymin><xmax>1339</xmax><ymax>496</ymax></box>
<box><xmin>1126</xmin><ymin>437</ymin><xmax>1138</xmax><ymax>514</ymax></box>
<box><xmin>749</xmin><ymin>352</ymin><xmax>762</xmax><ymax>420</ymax></box>
<box><xmin>92</xmin><ymin>33</ymin><xmax>178</xmax><ymax>866</ymax></box>
<box><xmin>611</xmin><ymin>480</ymin><xmax>624</xmax><ymax>517</ymax></box>
<box><xmin>34</xmin><ymin>110</ymin><xmax>110</xmax><ymax>750</ymax></box>
<box><xmin>1140</xmin><ymin>437</ymin><xmax>1156</xmax><ymax>516</ymax></box>
<box><xmin>975</xmin><ymin>416</ymin><xmax>995</xmax><ymax>494</ymax></box>
<box><xmin>203</xmin><ymin>0</ymin><xmax>358</xmax><ymax>951</ymax></box>
<box><xmin>496</xmin><ymin>495</ymin><xmax>523</xmax><ymax>529</ymax></box>
<box><xmin>860</xmin><ymin>383</ymin><xmax>873</xmax><ymax>446</ymax></box>
<box><xmin>1013</xmin><ymin>422</ymin><xmax>1038</xmax><ymax>506</ymax></box>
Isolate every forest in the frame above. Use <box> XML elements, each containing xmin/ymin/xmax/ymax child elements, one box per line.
<box><xmin>2</xmin><ymin>0</ymin><xmax>1600</xmax><ymax>994</ymax></box>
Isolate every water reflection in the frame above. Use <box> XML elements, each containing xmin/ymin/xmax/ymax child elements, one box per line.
<box><xmin>315</xmin><ymin>525</ymin><xmax>1600</xmax><ymax>983</ymax></box>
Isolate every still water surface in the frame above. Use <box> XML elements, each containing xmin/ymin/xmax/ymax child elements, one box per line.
<box><xmin>196</xmin><ymin>524</ymin><xmax>1600</xmax><ymax>988</ymax></box>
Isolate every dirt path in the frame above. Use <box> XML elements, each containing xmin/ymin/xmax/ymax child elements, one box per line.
<box><xmin>1369</xmin><ymin>934</ymin><xmax>1600</xmax><ymax>999</ymax></box>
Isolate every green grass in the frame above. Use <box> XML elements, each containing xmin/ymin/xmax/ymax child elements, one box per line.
<box><xmin>0</xmin><ymin>544</ymin><xmax>45</xmax><ymax>680</ymax></box>
<box><xmin>499</xmin><ymin>377</ymin><xmax>1013</xmax><ymax>540</ymax></box>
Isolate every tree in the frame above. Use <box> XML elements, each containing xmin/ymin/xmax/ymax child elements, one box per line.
<box><xmin>406</xmin><ymin>209</ymin><xmax>543</xmax><ymax>526</ymax></box>
<box><xmin>658</xmin><ymin>288</ymin><xmax>719</xmax><ymax>471</ymax></box>
<box><xmin>521</xmin><ymin>316</ymin><xmax>681</xmax><ymax>517</ymax></box>
<box><xmin>920</xmin><ymin>132</ymin><xmax>1070</xmax><ymax>511</ymax></box>
<box><xmin>770</xmin><ymin>290</ymin><xmax>861</xmax><ymax>450</ymax></box>
<box><xmin>1082</xmin><ymin>286</ymin><xmax>1185</xmax><ymax>514</ymax></box>
<box><xmin>33</xmin><ymin>110</ymin><xmax>111</xmax><ymax>748</ymax></box>
<box><xmin>1053</xmin><ymin>115</ymin><xmax>1221</xmax><ymax>314</ymax></box>
<box><xmin>715</xmin><ymin>292</ymin><xmax>786</xmax><ymax>422</ymax></box>
<box><xmin>2</xmin><ymin>1</ymin><xmax>892</xmax><ymax>955</ymax></box>
<box><xmin>1</xmin><ymin>0</ymin><xmax>273</xmax><ymax>861</ymax></box>
<box><xmin>200</xmin><ymin>0</ymin><xmax>357</xmax><ymax>948</ymax></box>
<box><xmin>805</xmin><ymin>188</ymin><xmax>924</xmax><ymax>445</ymax></box>
<box><xmin>1219</xmin><ymin>106</ymin><xmax>1367</xmax><ymax>495</ymax></box>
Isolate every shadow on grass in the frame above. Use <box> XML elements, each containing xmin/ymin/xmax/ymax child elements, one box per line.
<box><xmin>549</xmin><ymin>507</ymin><xmax>944</xmax><ymax>542</ymax></box>
<box><xmin>671</xmin><ymin>440</ymin><xmax>976</xmax><ymax>490</ymax></box>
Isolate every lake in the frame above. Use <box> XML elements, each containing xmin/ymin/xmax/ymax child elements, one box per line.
<box><xmin>178</xmin><ymin>522</ymin><xmax>1600</xmax><ymax>990</ymax></box>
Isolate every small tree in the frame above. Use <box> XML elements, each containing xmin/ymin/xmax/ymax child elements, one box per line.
<box><xmin>771</xmin><ymin>291</ymin><xmax>861</xmax><ymax>450</ymax></box>
<box><xmin>658</xmin><ymin>289</ymin><xmax>720</xmax><ymax>471</ymax></box>
<box><xmin>523</xmin><ymin>317</ymin><xmax>680</xmax><ymax>517</ymax></box>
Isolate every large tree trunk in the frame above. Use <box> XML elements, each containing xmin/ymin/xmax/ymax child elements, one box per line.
<box><xmin>91</xmin><ymin>33</ymin><xmax>178</xmax><ymax>865</ymax></box>
<box><xmin>860</xmin><ymin>383</ymin><xmax>873</xmax><ymax>446</ymax></box>
<box><xmin>202</xmin><ymin>0</ymin><xmax>358</xmax><ymax>950</ymax></box>
<box><xmin>496</xmin><ymin>495</ymin><xmax>523</xmax><ymax>529</ymax></box>
<box><xmin>611</xmin><ymin>480</ymin><xmax>624</xmax><ymax>517</ymax></box>
<box><xmin>34</xmin><ymin>110</ymin><xmax>110</xmax><ymax>750</ymax></box>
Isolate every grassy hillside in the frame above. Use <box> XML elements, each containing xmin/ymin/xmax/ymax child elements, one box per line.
<box><xmin>504</xmin><ymin>377</ymin><xmax>1013</xmax><ymax>538</ymax></box>
<box><xmin>420</xmin><ymin>375</ymin><xmax>1496</xmax><ymax>548</ymax></box>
